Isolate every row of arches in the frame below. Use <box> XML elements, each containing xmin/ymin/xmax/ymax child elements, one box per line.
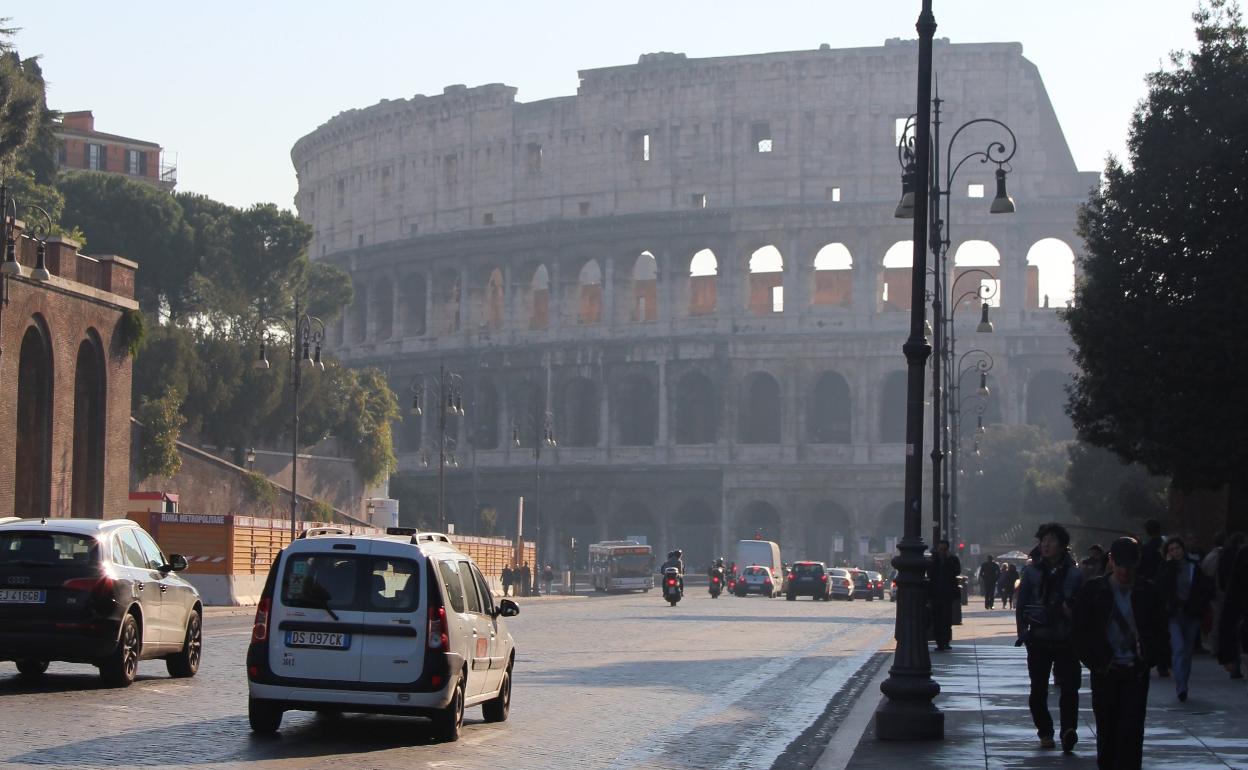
<box><xmin>333</xmin><ymin>237</ymin><xmax>1078</xmax><ymax>346</ymax></box>
<box><xmin>397</xmin><ymin>366</ymin><xmax>1074</xmax><ymax>453</ymax></box>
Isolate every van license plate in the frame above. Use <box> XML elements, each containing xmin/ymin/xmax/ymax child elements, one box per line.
<box><xmin>0</xmin><ymin>589</ymin><xmax>45</xmax><ymax>604</ymax></box>
<box><xmin>285</xmin><ymin>631</ymin><xmax>350</xmax><ymax>649</ymax></box>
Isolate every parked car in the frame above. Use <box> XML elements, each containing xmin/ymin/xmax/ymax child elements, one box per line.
<box><xmin>0</xmin><ymin>517</ymin><xmax>202</xmax><ymax>687</ymax></box>
<box><xmin>827</xmin><ymin>568</ymin><xmax>855</xmax><ymax>600</ymax></box>
<box><xmin>785</xmin><ymin>561</ymin><xmax>831</xmax><ymax>601</ymax></box>
<box><xmin>888</xmin><ymin>570</ymin><xmax>899</xmax><ymax>602</ymax></box>
<box><xmin>246</xmin><ymin>528</ymin><xmax>518</xmax><ymax>742</ymax></box>
<box><xmin>867</xmin><ymin>571</ymin><xmax>886</xmax><ymax>600</ymax></box>
<box><xmin>849</xmin><ymin>569</ymin><xmax>873</xmax><ymax>601</ymax></box>
<box><xmin>734</xmin><ymin>565</ymin><xmax>780</xmax><ymax>597</ymax></box>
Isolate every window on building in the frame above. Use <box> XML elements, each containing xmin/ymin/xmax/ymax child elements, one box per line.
<box><xmin>895</xmin><ymin>117</ymin><xmax>911</xmax><ymax>146</ymax></box>
<box><xmin>444</xmin><ymin>154</ymin><xmax>458</xmax><ymax>185</ymax></box>
<box><xmin>57</xmin><ymin>142</ymin><xmax>67</xmax><ymax>165</ymax></box>
<box><xmin>967</xmin><ymin>183</ymin><xmax>985</xmax><ymax>198</ymax></box>
<box><xmin>826</xmin><ymin>186</ymin><xmax>842</xmax><ymax>202</ymax></box>
<box><xmin>751</xmin><ymin>122</ymin><xmax>773</xmax><ymax>153</ymax></box>
<box><xmin>692</xmin><ymin>193</ymin><xmax>707</xmax><ymax>209</ymax></box>
<box><xmin>86</xmin><ymin>143</ymin><xmax>105</xmax><ymax>171</ymax></box>
<box><xmin>526</xmin><ymin>143</ymin><xmax>543</xmax><ymax>174</ymax></box>
<box><xmin>357</xmin><ymin>234</ymin><xmax>364</xmax><ymax>247</ymax></box>
<box><xmin>630</xmin><ymin>130</ymin><xmax>651</xmax><ymax>162</ymax></box>
<box><xmin>126</xmin><ymin>149</ymin><xmax>141</xmax><ymax>175</ymax></box>
<box><xmin>579</xmin><ymin>201</ymin><xmax>590</xmax><ymax>216</ymax></box>
<box><xmin>483</xmin><ymin>212</ymin><xmax>494</xmax><ymax>226</ymax></box>
<box><xmin>410</xmin><ymin>223</ymin><xmax>419</xmax><ymax>237</ymax></box>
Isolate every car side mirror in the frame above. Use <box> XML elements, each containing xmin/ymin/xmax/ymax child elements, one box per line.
<box><xmin>165</xmin><ymin>554</ymin><xmax>189</xmax><ymax>573</ymax></box>
<box><xmin>497</xmin><ymin>598</ymin><xmax>520</xmax><ymax>617</ymax></box>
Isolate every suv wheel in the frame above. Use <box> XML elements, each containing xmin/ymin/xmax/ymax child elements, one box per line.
<box><xmin>482</xmin><ymin>666</ymin><xmax>511</xmax><ymax>723</ymax></box>
<box><xmin>433</xmin><ymin>675</ymin><xmax>465</xmax><ymax>742</ymax></box>
<box><xmin>249</xmin><ymin>698</ymin><xmax>284</xmax><ymax>734</ymax></box>
<box><xmin>100</xmin><ymin>614</ymin><xmax>140</xmax><ymax>687</ymax></box>
<box><xmin>166</xmin><ymin>610</ymin><xmax>202</xmax><ymax>678</ymax></box>
<box><xmin>15</xmin><ymin>659</ymin><xmax>48</xmax><ymax>678</ymax></box>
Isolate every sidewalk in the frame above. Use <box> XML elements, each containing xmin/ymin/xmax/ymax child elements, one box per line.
<box><xmin>833</xmin><ymin>607</ymin><xmax>1248</xmax><ymax>769</ymax></box>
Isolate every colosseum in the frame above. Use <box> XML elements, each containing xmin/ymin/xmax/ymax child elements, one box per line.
<box><xmin>291</xmin><ymin>38</ymin><xmax>1096</xmax><ymax>570</ymax></box>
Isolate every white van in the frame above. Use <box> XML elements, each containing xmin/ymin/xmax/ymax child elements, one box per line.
<box><xmin>737</xmin><ymin>539</ymin><xmax>782</xmax><ymax>576</ymax></box>
<box><xmin>246</xmin><ymin>529</ymin><xmax>518</xmax><ymax>742</ymax></box>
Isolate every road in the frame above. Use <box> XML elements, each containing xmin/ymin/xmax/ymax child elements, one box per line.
<box><xmin>0</xmin><ymin>591</ymin><xmax>896</xmax><ymax>770</ymax></box>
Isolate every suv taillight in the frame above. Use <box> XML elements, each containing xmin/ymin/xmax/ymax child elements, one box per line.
<box><xmin>62</xmin><ymin>574</ymin><xmax>114</xmax><ymax>596</ymax></box>
<box><xmin>427</xmin><ymin>605</ymin><xmax>448</xmax><ymax>650</ymax></box>
<box><xmin>820</xmin><ymin>574</ymin><xmax>828</xmax><ymax>582</ymax></box>
<box><xmin>252</xmin><ymin>596</ymin><xmax>271</xmax><ymax>643</ymax></box>
<box><xmin>787</xmin><ymin>573</ymin><xmax>796</xmax><ymax>581</ymax></box>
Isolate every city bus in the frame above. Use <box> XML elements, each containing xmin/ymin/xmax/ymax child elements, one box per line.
<box><xmin>588</xmin><ymin>540</ymin><xmax>654</xmax><ymax>592</ymax></box>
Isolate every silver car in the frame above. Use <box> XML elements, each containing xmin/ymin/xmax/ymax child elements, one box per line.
<box><xmin>827</xmin><ymin>568</ymin><xmax>855</xmax><ymax>600</ymax></box>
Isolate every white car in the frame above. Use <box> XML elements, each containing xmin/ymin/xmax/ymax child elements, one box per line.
<box><xmin>734</xmin><ymin>565</ymin><xmax>781</xmax><ymax>597</ymax></box>
<box><xmin>246</xmin><ymin>529</ymin><xmax>518</xmax><ymax>742</ymax></box>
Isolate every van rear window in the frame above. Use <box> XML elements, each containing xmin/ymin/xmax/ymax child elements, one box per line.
<box><xmin>0</xmin><ymin>532</ymin><xmax>98</xmax><ymax>565</ymax></box>
<box><xmin>281</xmin><ymin>554</ymin><xmax>419</xmax><ymax>612</ymax></box>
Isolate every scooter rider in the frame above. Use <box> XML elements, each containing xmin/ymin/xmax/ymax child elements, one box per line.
<box><xmin>661</xmin><ymin>549</ymin><xmax>685</xmax><ymax>590</ymax></box>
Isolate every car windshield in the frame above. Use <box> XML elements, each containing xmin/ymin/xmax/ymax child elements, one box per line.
<box><xmin>0</xmin><ymin>532</ymin><xmax>98</xmax><ymax>566</ymax></box>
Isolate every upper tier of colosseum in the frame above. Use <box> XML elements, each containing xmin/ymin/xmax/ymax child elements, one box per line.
<box><xmin>291</xmin><ymin>38</ymin><xmax>1096</xmax><ymax>259</ymax></box>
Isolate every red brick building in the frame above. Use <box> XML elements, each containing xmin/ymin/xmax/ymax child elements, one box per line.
<box><xmin>54</xmin><ymin>110</ymin><xmax>176</xmax><ymax>190</ymax></box>
<box><xmin>0</xmin><ymin>211</ymin><xmax>138</xmax><ymax>519</ymax></box>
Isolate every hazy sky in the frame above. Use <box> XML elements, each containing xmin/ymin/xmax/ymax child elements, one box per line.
<box><xmin>12</xmin><ymin>1</ymin><xmax>1200</xmax><ymax>210</ymax></box>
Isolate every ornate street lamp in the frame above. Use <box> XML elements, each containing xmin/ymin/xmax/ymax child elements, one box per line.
<box><xmin>411</xmin><ymin>365</ymin><xmax>465</xmax><ymax>532</ymax></box>
<box><xmin>949</xmin><ymin>350</ymin><xmax>994</xmax><ymax>543</ymax></box>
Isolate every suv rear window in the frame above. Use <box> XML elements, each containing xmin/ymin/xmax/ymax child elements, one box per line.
<box><xmin>281</xmin><ymin>554</ymin><xmax>419</xmax><ymax>612</ymax></box>
<box><xmin>0</xmin><ymin>532</ymin><xmax>98</xmax><ymax>565</ymax></box>
<box><xmin>793</xmin><ymin>563</ymin><xmax>824</xmax><ymax>576</ymax></box>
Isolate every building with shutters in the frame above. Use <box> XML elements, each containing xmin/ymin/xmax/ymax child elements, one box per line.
<box><xmin>54</xmin><ymin>110</ymin><xmax>176</xmax><ymax>190</ymax></box>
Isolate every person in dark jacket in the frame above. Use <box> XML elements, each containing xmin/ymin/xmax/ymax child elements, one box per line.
<box><xmin>998</xmin><ymin>563</ymin><xmax>1018</xmax><ymax>609</ymax></box>
<box><xmin>980</xmin><ymin>555</ymin><xmax>1001</xmax><ymax>609</ymax></box>
<box><xmin>501</xmin><ymin>564</ymin><xmax>514</xmax><ymax>597</ymax></box>
<box><xmin>1074</xmin><ymin>537</ymin><xmax>1170</xmax><ymax>770</ymax></box>
<box><xmin>1016</xmin><ymin>523</ymin><xmax>1084</xmax><ymax>752</ymax></box>
<box><xmin>928</xmin><ymin>539</ymin><xmax>961</xmax><ymax>650</ymax></box>
<box><xmin>1157</xmin><ymin>536</ymin><xmax>1214</xmax><ymax>701</ymax></box>
<box><xmin>1218</xmin><ymin>540</ymin><xmax>1248</xmax><ymax>683</ymax></box>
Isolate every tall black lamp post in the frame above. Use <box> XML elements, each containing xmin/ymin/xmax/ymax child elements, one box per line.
<box><xmin>513</xmin><ymin>408</ymin><xmax>555</xmax><ymax>589</ymax></box>
<box><xmin>410</xmin><ymin>365</ymin><xmax>465</xmax><ymax>532</ymax></box>
<box><xmin>253</xmin><ymin>303</ymin><xmax>326</xmax><ymax>540</ymax></box>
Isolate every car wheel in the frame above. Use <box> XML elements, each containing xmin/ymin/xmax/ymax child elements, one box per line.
<box><xmin>166</xmin><ymin>610</ymin><xmax>202</xmax><ymax>678</ymax></box>
<box><xmin>433</xmin><ymin>675</ymin><xmax>466</xmax><ymax>742</ymax></box>
<box><xmin>786</xmin><ymin>593</ymin><xmax>796</xmax><ymax>601</ymax></box>
<box><xmin>482</xmin><ymin>665</ymin><xmax>512</xmax><ymax>723</ymax></box>
<box><xmin>100</xmin><ymin>614</ymin><xmax>140</xmax><ymax>687</ymax></box>
<box><xmin>248</xmin><ymin>698</ymin><xmax>284</xmax><ymax>734</ymax></box>
<box><xmin>15</xmin><ymin>659</ymin><xmax>49</xmax><ymax>678</ymax></box>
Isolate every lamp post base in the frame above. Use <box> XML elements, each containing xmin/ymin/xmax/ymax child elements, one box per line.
<box><xmin>875</xmin><ymin>692</ymin><xmax>944</xmax><ymax>741</ymax></box>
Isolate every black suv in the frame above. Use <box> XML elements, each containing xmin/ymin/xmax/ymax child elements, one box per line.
<box><xmin>0</xmin><ymin>518</ymin><xmax>202</xmax><ymax>686</ymax></box>
<box><xmin>785</xmin><ymin>561</ymin><xmax>832</xmax><ymax>601</ymax></box>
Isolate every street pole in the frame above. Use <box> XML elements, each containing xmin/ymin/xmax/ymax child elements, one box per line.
<box><xmin>928</xmin><ymin>93</ymin><xmax>945</xmax><ymax>549</ymax></box>
<box><xmin>876</xmin><ymin>0</ymin><xmax>943</xmax><ymax>741</ymax></box>
<box><xmin>437</xmin><ymin>364</ymin><xmax>446</xmax><ymax>532</ymax></box>
<box><xmin>290</xmin><ymin>300</ymin><xmax>301</xmax><ymax>541</ymax></box>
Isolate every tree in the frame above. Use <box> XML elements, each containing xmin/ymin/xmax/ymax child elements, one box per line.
<box><xmin>959</xmin><ymin>424</ymin><xmax>1071</xmax><ymax>545</ymax></box>
<box><xmin>1065</xmin><ymin>442</ymin><xmax>1169</xmax><ymax>532</ymax></box>
<box><xmin>0</xmin><ymin>42</ymin><xmax>44</xmax><ymax>174</ymax></box>
<box><xmin>1067</xmin><ymin>1</ymin><xmax>1248</xmax><ymax>526</ymax></box>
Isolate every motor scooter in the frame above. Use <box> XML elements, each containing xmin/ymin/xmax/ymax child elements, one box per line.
<box><xmin>708</xmin><ymin>567</ymin><xmax>724</xmax><ymax>599</ymax></box>
<box><xmin>662</xmin><ymin>567</ymin><xmax>683</xmax><ymax>606</ymax></box>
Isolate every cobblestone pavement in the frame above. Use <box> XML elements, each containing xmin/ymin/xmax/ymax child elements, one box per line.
<box><xmin>0</xmin><ymin>591</ymin><xmax>895</xmax><ymax>770</ymax></box>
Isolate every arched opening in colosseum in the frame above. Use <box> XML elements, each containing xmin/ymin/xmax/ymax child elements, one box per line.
<box><xmin>675</xmin><ymin>370</ymin><xmax>719</xmax><ymax>444</ymax></box>
<box><xmin>739</xmin><ymin>371</ymin><xmax>782</xmax><ymax>444</ymax></box>
<box><xmin>872</xmin><ymin>501</ymin><xmax>905</xmax><ymax>552</ymax></box>
<box><xmin>1026</xmin><ymin>238</ymin><xmax>1077</xmax><ymax>309</ymax></box>
<box><xmin>808</xmin><ymin>501</ymin><xmax>852</xmax><ymax>563</ymax></box>
<box><xmin>615</xmin><ymin>374</ymin><xmax>657</xmax><ymax>446</ymax></box>
<box><xmin>609</xmin><ymin>501</ymin><xmax>658</xmax><ymax>547</ymax></box>
<box><xmin>349</xmin><ymin>282</ymin><xmax>369</xmax><ymax>343</ymax></box>
<box><xmin>529</xmin><ymin>264</ymin><xmax>550</xmax><ymax>330</ymax></box>
<box><xmin>881</xmin><ymin>241</ymin><xmax>914</xmax><ymax>311</ymax></box>
<box><xmin>577</xmin><ymin>259</ymin><xmax>603</xmax><ymax>325</ymax></box>
<box><xmin>952</xmin><ymin>240</ymin><xmax>1002</xmax><ymax>309</ymax></box>
<box><xmin>484</xmin><ymin>267</ymin><xmax>505</xmax><ymax>330</ymax></box>
<box><xmin>812</xmin><ymin>243</ymin><xmax>853</xmax><ymax>308</ymax></box>
<box><xmin>809</xmin><ymin>371</ymin><xmax>851</xmax><ymax>444</ymax></box>
<box><xmin>71</xmin><ymin>332</ymin><xmax>106</xmax><ymax>518</ymax></box>
<box><xmin>434</xmin><ymin>268</ymin><xmax>461</xmax><ymax>334</ymax></box>
<box><xmin>689</xmin><ymin>248</ymin><xmax>718</xmax><ymax>316</ymax></box>
<box><xmin>401</xmin><ymin>273</ymin><xmax>427</xmax><ymax>336</ymax></box>
<box><xmin>373</xmin><ymin>279</ymin><xmax>395</xmax><ymax>340</ymax></box>
<box><xmin>880</xmin><ymin>370</ymin><xmax>908</xmax><ymax>443</ymax></box>
<box><xmin>471</xmin><ymin>378</ymin><xmax>500</xmax><ymax>449</ymax></box>
<box><xmin>561</xmin><ymin>377</ymin><xmax>599</xmax><ymax>447</ymax></box>
<box><xmin>1026</xmin><ymin>370</ymin><xmax>1075</xmax><ymax>441</ymax></box>
<box><xmin>956</xmin><ymin>372</ymin><xmax>1003</xmax><ymax>441</ymax></box>
<box><xmin>554</xmin><ymin>503</ymin><xmax>599</xmax><ymax>570</ymax></box>
<box><xmin>738</xmin><ymin>500</ymin><xmax>781</xmax><ymax>543</ymax></box>
<box><xmin>15</xmin><ymin>319</ymin><xmax>53</xmax><ymax>519</ymax></box>
<box><xmin>509</xmin><ymin>380</ymin><xmax>544</xmax><ymax>448</ymax></box>
<box><xmin>748</xmin><ymin>245</ymin><xmax>784</xmax><ymax>315</ymax></box>
<box><xmin>672</xmin><ymin>499</ymin><xmax>717</xmax><ymax>572</ymax></box>
<box><xmin>629</xmin><ymin>251</ymin><xmax>658</xmax><ymax>322</ymax></box>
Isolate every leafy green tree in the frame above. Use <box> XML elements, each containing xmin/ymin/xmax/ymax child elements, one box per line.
<box><xmin>134</xmin><ymin>391</ymin><xmax>186</xmax><ymax>480</ymax></box>
<box><xmin>1065</xmin><ymin>442</ymin><xmax>1169</xmax><ymax>531</ymax></box>
<box><xmin>1067</xmin><ymin>1</ymin><xmax>1248</xmax><ymax>526</ymax></box>
<box><xmin>959</xmin><ymin>424</ymin><xmax>1071</xmax><ymax>545</ymax></box>
<box><xmin>0</xmin><ymin>44</ymin><xmax>44</xmax><ymax>174</ymax></box>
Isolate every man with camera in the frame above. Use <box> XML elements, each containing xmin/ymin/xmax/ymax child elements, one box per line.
<box><xmin>1016</xmin><ymin>523</ymin><xmax>1084</xmax><ymax>753</ymax></box>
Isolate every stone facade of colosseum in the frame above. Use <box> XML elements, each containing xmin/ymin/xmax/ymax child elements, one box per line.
<box><xmin>292</xmin><ymin>38</ymin><xmax>1097</xmax><ymax>570</ymax></box>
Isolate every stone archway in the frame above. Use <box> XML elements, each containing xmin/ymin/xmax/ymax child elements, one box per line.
<box><xmin>71</xmin><ymin>332</ymin><xmax>107</xmax><ymax>517</ymax></box>
<box><xmin>807</xmin><ymin>500</ymin><xmax>852</xmax><ymax>564</ymax></box>
<box><xmin>737</xmin><ymin>500</ymin><xmax>781</xmax><ymax>543</ymax></box>
<box><xmin>671</xmin><ymin>498</ymin><xmax>718</xmax><ymax>573</ymax></box>
<box><xmin>15</xmin><ymin>319</ymin><xmax>54</xmax><ymax>519</ymax></box>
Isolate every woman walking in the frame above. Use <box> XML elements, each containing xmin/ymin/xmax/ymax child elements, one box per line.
<box><xmin>1158</xmin><ymin>536</ymin><xmax>1214</xmax><ymax>702</ymax></box>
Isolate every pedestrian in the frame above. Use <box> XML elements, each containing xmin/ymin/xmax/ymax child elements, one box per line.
<box><xmin>1158</xmin><ymin>536</ymin><xmax>1214</xmax><ymax>701</ymax></box>
<box><xmin>1210</xmin><ymin>532</ymin><xmax>1246</xmax><ymax>678</ymax></box>
<box><xmin>1016</xmin><ymin>523</ymin><xmax>1084</xmax><ymax>752</ymax></box>
<box><xmin>520</xmin><ymin>562</ymin><xmax>532</xmax><ymax>597</ymax></box>
<box><xmin>980</xmin><ymin>555</ymin><xmax>1001</xmax><ymax>609</ymax></box>
<box><xmin>501</xmin><ymin>564</ymin><xmax>513</xmax><ymax>597</ymax></box>
<box><xmin>928</xmin><ymin>539</ymin><xmax>961</xmax><ymax>651</ymax></box>
<box><xmin>1080</xmin><ymin>544</ymin><xmax>1108</xmax><ymax>583</ymax></box>
<box><xmin>1218</xmin><ymin>536</ymin><xmax>1248</xmax><ymax>683</ymax></box>
<box><xmin>1138</xmin><ymin>519</ymin><xmax>1165</xmax><ymax>581</ymax></box>
<box><xmin>1073</xmin><ymin>537</ymin><xmax>1170</xmax><ymax>770</ymax></box>
<box><xmin>542</xmin><ymin>563</ymin><xmax>554</xmax><ymax>594</ymax></box>
<box><xmin>999</xmin><ymin>563</ymin><xmax>1017</xmax><ymax>610</ymax></box>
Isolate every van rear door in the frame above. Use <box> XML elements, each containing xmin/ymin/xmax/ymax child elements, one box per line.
<box><xmin>269</xmin><ymin>544</ymin><xmax>366</xmax><ymax>683</ymax></box>
<box><xmin>357</xmin><ymin>540</ymin><xmax>424</xmax><ymax>685</ymax></box>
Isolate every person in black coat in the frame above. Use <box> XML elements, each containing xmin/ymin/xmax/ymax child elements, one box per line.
<box><xmin>1074</xmin><ymin>537</ymin><xmax>1170</xmax><ymax>770</ymax></box>
<box><xmin>1156</xmin><ymin>536</ymin><xmax>1214</xmax><ymax>701</ymax></box>
<box><xmin>980</xmin><ymin>555</ymin><xmax>1001</xmax><ymax>609</ymax></box>
<box><xmin>928</xmin><ymin>539</ymin><xmax>962</xmax><ymax>650</ymax></box>
<box><xmin>1218</xmin><ymin>541</ymin><xmax>1248</xmax><ymax>681</ymax></box>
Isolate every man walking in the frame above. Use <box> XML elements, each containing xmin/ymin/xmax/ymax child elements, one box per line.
<box><xmin>1016</xmin><ymin>523</ymin><xmax>1083</xmax><ymax>752</ymax></box>
<box><xmin>1074</xmin><ymin>537</ymin><xmax>1170</xmax><ymax>770</ymax></box>
<box><xmin>928</xmin><ymin>539</ymin><xmax>961</xmax><ymax>651</ymax></box>
<box><xmin>980</xmin><ymin>555</ymin><xmax>1001</xmax><ymax>610</ymax></box>
<box><xmin>501</xmin><ymin>564</ymin><xmax>513</xmax><ymax>597</ymax></box>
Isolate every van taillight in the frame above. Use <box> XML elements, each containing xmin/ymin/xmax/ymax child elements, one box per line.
<box><xmin>427</xmin><ymin>605</ymin><xmax>448</xmax><ymax>650</ymax></box>
<box><xmin>252</xmin><ymin>596</ymin><xmax>271</xmax><ymax>643</ymax></box>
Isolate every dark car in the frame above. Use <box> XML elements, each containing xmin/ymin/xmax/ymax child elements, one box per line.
<box><xmin>867</xmin><ymin>571</ymin><xmax>886</xmax><ymax>600</ymax></box>
<box><xmin>785</xmin><ymin>561</ymin><xmax>831</xmax><ymax>601</ymax></box>
<box><xmin>0</xmin><ymin>518</ymin><xmax>202</xmax><ymax>686</ymax></box>
<box><xmin>849</xmin><ymin>569</ymin><xmax>873</xmax><ymax>601</ymax></box>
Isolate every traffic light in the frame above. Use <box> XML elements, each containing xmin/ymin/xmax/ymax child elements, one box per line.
<box><xmin>958</xmin><ymin>542</ymin><xmax>966</xmax><ymax>551</ymax></box>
